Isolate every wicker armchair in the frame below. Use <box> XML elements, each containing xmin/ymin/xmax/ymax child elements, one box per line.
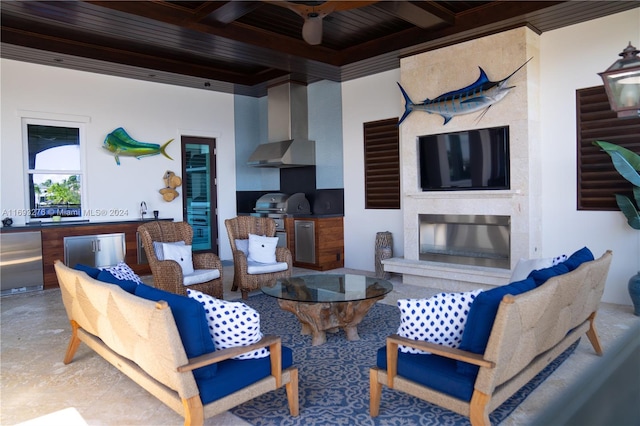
<box><xmin>225</xmin><ymin>216</ymin><xmax>292</xmax><ymax>300</ymax></box>
<box><xmin>138</xmin><ymin>221</ymin><xmax>223</xmax><ymax>298</ymax></box>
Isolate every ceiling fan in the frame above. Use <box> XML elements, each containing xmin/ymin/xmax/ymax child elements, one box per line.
<box><xmin>268</xmin><ymin>1</ymin><xmax>379</xmax><ymax>45</ymax></box>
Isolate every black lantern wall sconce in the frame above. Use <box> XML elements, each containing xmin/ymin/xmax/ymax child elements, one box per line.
<box><xmin>599</xmin><ymin>42</ymin><xmax>640</xmax><ymax>118</ymax></box>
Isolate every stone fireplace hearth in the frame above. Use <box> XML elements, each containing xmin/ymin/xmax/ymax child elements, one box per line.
<box><xmin>384</xmin><ymin>27</ymin><xmax>542</xmax><ymax>292</ymax></box>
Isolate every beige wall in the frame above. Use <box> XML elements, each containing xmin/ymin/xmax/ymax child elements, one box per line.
<box><xmin>0</xmin><ymin>60</ymin><xmax>238</xmax><ymax>260</ymax></box>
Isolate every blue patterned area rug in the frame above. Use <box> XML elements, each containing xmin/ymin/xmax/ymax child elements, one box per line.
<box><xmin>232</xmin><ymin>294</ymin><xmax>578</xmax><ymax>426</ymax></box>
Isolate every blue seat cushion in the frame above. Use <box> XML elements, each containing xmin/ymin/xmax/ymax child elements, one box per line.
<box><xmin>96</xmin><ymin>270</ymin><xmax>138</xmax><ymax>293</ymax></box>
<box><xmin>74</xmin><ymin>263</ymin><xmax>101</xmax><ymax>279</ymax></box>
<box><xmin>376</xmin><ymin>346</ymin><xmax>475</xmax><ymax>402</ymax></box>
<box><xmin>197</xmin><ymin>346</ymin><xmax>294</xmax><ymax>404</ymax></box>
<box><xmin>527</xmin><ymin>263</ymin><xmax>570</xmax><ymax>287</ymax></box>
<box><xmin>134</xmin><ymin>284</ymin><xmax>217</xmax><ymax>379</ymax></box>
<box><xmin>456</xmin><ymin>277</ymin><xmax>536</xmax><ymax>376</ymax></box>
<box><xmin>562</xmin><ymin>247</ymin><xmax>594</xmax><ymax>271</ymax></box>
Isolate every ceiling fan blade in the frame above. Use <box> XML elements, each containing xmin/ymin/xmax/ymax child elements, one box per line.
<box><xmin>266</xmin><ymin>1</ymin><xmax>378</xmax><ymax>17</ymax></box>
<box><xmin>266</xmin><ymin>1</ymin><xmax>325</xmax><ymax>18</ymax></box>
<box><xmin>302</xmin><ymin>16</ymin><xmax>323</xmax><ymax>45</ymax></box>
<box><xmin>324</xmin><ymin>1</ymin><xmax>380</xmax><ymax>13</ymax></box>
<box><xmin>265</xmin><ymin>0</ymin><xmax>379</xmax><ymax>45</ymax></box>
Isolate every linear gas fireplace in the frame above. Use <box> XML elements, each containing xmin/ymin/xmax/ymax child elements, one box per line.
<box><xmin>419</xmin><ymin>214</ymin><xmax>510</xmax><ymax>269</ymax></box>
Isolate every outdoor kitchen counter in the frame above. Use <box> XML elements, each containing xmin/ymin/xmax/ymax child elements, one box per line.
<box><xmin>1</xmin><ymin>219</ymin><xmax>173</xmax><ymax>289</ymax></box>
<box><xmin>288</xmin><ymin>213</ymin><xmax>344</xmax><ymax>218</ymax></box>
<box><xmin>236</xmin><ymin>212</ymin><xmax>344</xmax><ymax>218</ymax></box>
<box><xmin>0</xmin><ymin>218</ymin><xmax>172</xmax><ymax>232</ymax></box>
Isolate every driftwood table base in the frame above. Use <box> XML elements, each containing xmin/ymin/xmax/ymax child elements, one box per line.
<box><xmin>277</xmin><ymin>297</ymin><xmax>383</xmax><ymax>346</ymax></box>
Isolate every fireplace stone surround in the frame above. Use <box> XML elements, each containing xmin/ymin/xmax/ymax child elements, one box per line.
<box><xmin>384</xmin><ymin>27</ymin><xmax>542</xmax><ymax>292</ymax></box>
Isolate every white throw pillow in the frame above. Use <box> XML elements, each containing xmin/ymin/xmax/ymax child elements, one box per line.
<box><xmin>235</xmin><ymin>239</ymin><xmax>249</xmax><ymax>256</ymax></box>
<box><xmin>247</xmin><ymin>233</ymin><xmax>278</xmax><ymax>264</ymax></box>
<box><xmin>105</xmin><ymin>261</ymin><xmax>143</xmax><ymax>284</ymax></box>
<box><xmin>153</xmin><ymin>240</ymin><xmax>185</xmax><ymax>261</ymax></box>
<box><xmin>162</xmin><ymin>242</ymin><xmax>194</xmax><ymax>275</ymax></box>
<box><xmin>510</xmin><ymin>257</ymin><xmax>553</xmax><ymax>282</ymax></box>
<box><xmin>397</xmin><ymin>289</ymin><xmax>483</xmax><ymax>354</ymax></box>
<box><xmin>186</xmin><ymin>289</ymin><xmax>268</xmax><ymax>359</ymax></box>
<box><xmin>510</xmin><ymin>255</ymin><xmax>568</xmax><ymax>282</ymax></box>
<box><xmin>247</xmin><ymin>260</ymin><xmax>288</xmax><ymax>274</ymax></box>
<box><xmin>183</xmin><ymin>269</ymin><xmax>221</xmax><ymax>286</ymax></box>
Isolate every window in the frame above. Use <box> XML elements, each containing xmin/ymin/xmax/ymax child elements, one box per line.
<box><xmin>576</xmin><ymin>86</ymin><xmax>640</xmax><ymax>211</ymax></box>
<box><xmin>24</xmin><ymin>120</ymin><xmax>84</xmax><ymax>220</ymax></box>
<box><xmin>363</xmin><ymin>118</ymin><xmax>401</xmax><ymax>209</ymax></box>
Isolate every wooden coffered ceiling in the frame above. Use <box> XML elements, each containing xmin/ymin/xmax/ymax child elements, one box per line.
<box><xmin>1</xmin><ymin>1</ymin><xmax>638</xmax><ymax>96</ymax></box>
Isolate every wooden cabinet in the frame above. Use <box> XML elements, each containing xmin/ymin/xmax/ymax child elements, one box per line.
<box><xmin>39</xmin><ymin>222</ymin><xmax>152</xmax><ymax>289</ymax></box>
<box><xmin>286</xmin><ymin>216</ymin><xmax>344</xmax><ymax>271</ymax></box>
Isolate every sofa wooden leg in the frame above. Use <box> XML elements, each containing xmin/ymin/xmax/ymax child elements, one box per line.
<box><xmin>369</xmin><ymin>367</ymin><xmax>382</xmax><ymax>417</ymax></box>
<box><xmin>586</xmin><ymin>311</ymin><xmax>604</xmax><ymax>355</ymax></box>
<box><xmin>469</xmin><ymin>390</ymin><xmax>490</xmax><ymax>426</ymax></box>
<box><xmin>286</xmin><ymin>368</ymin><xmax>300</xmax><ymax>416</ymax></box>
<box><xmin>63</xmin><ymin>320</ymin><xmax>81</xmax><ymax>364</ymax></box>
<box><xmin>182</xmin><ymin>396</ymin><xmax>204</xmax><ymax>426</ymax></box>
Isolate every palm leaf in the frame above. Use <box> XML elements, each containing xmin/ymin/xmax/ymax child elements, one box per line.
<box><xmin>593</xmin><ymin>140</ymin><xmax>640</xmax><ymax>186</ymax></box>
<box><xmin>593</xmin><ymin>140</ymin><xmax>640</xmax><ymax>170</ymax></box>
<box><xmin>616</xmin><ymin>194</ymin><xmax>640</xmax><ymax>230</ymax></box>
<box><xmin>593</xmin><ymin>141</ymin><xmax>640</xmax><ymax>230</ymax></box>
<box><xmin>610</xmin><ymin>151</ymin><xmax>640</xmax><ymax>187</ymax></box>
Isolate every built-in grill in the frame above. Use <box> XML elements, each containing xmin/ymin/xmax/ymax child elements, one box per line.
<box><xmin>251</xmin><ymin>193</ymin><xmax>311</xmax><ymax>247</ymax></box>
<box><xmin>252</xmin><ymin>192</ymin><xmax>311</xmax><ymax>219</ymax></box>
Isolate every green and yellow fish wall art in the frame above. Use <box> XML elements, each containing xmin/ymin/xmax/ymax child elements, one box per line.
<box><xmin>103</xmin><ymin>127</ymin><xmax>174</xmax><ymax>165</ymax></box>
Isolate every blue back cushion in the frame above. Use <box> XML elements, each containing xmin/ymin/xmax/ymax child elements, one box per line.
<box><xmin>134</xmin><ymin>284</ymin><xmax>217</xmax><ymax>378</ymax></box>
<box><xmin>563</xmin><ymin>247</ymin><xmax>594</xmax><ymax>271</ymax></box>
<box><xmin>96</xmin><ymin>270</ymin><xmax>138</xmax><ymax>294</ymax></box>
<box><xmin>197</xmin><ymin>346</ymin><xmax>293</xmax><ymax>404</ymax></box>
<box><xmin>527</xmin><ymin>263</ymin><xmax>569</xmax><ymax>287</ymax></box>
<box><xmin>456</xmin><ymin>277</ymin><xmax>536</xmax><ymax>376</ymax></box>
<box><xmin>74</xmin><ymin>263</ymin><xmax>101</xmax><ymax>279</ymax></box>
<box><xmin>376</xmin><ymin>346</ymin><xmax>475</xmax><ymax>401</ymax></box>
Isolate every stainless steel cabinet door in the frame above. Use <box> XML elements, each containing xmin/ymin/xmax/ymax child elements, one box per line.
<box><xmin>64</xmin><ymin>233</ymin><xmax>125</xmax><ymax>267</ymax></box>
<box><xmin>0</xmin><ymin>232</ymin><xmax>44</xmax><ymax>295</ymax></box>
<box><xmin>94</xmin><ymin>234</ymin><xmax>126</xmax><ymax>267</ymax></box>
<box><xmin>64</xmin><ymin>235</ymin><xmax>96</xmax><ymax>267</ymax></box>
<box><xmin>294</xmin><ymin>220</ymin><xmax>315</xmax><ymax>264</ymax></box>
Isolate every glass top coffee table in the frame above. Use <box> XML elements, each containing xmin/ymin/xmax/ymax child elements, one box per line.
<box><xmin>261</xmin><ymin>274</ymin><xmax>393</xmax><ymax>346</ymax></box>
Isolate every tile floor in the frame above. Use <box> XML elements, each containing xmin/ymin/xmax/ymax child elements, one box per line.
<box><xmin>1</xmin><ymin>265</ymin><xmax>638</xmax><ymax>425</ymax></box>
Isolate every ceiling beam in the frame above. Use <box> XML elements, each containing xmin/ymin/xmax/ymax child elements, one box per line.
<box><xmin>336</xmin><ymin>1</ymin><xmax>564</xmax><ymax>64</ymax></box>
<box><xmin>193</xmin><ymin>1</ymin><xmax>263</xmax><ymax>26</ymax></box>
<box><xmin>372</xmin><ymin>1</ymin><xmax>452</xmax><ymax>29</ymax></box>
<box><xmin>87</xmin><ymin>0</ymin><xmax>342</xmax><ymax>65</ymax></box>
<box><xmin>0</xmin><ymin>23</ymin><xmax>288</xmax><ymax>86</ymax></box>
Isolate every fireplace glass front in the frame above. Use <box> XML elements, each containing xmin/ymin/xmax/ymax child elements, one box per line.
<box><xmin>419</xmin><ymin>214</ymin><xmax>510</xmax><ymax>269</ymax></box>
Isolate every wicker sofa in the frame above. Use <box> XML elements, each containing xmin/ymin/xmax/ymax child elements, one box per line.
<box><xmin>370</xmin><ymin>249</ymin><xmax>613</xmax><ymax>426</ymax></box>
<box><xmin>54</xmin><ymin>260</ymin><xmax>298</xmax><ymax>426</ymax></box>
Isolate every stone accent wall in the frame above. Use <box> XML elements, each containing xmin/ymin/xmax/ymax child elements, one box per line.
<box><xmin>385</xmin><ymin>27</ymin><xmax>542</xmax><ymax>290</ymax></box>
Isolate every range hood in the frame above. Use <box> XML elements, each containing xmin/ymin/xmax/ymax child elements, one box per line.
<box><xmin>247</xmin><ymin>82</ymin><xmax>315</xmax><ymax>168</ymax></box>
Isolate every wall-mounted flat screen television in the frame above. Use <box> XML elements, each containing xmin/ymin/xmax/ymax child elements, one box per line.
<box><xmin>418</xmin><ymin>126</ymin><xmax>510</xmax><ymax>191</ymax></box>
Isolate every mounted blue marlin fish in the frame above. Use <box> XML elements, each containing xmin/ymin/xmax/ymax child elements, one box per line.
<box><xmin>397</xmin><ymin>58</ymin><xmax>533</xmax><ymax>125</ymax></box>
<box><xmin>103</xmin><ymin>127</ymin><xmax>174</xmax><ymax>165</ymax></box>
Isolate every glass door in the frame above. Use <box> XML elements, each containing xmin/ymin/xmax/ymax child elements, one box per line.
<box><xmin>182</xmin><ymin>137</ymin><xmax>218</xmax><ymax>253</ymax></box>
